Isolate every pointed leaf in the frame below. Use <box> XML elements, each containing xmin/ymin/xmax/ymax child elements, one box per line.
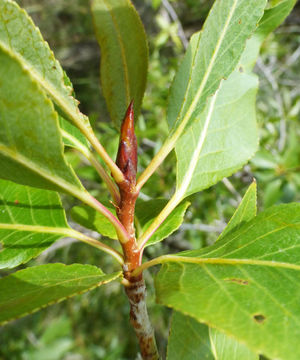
<box><xmin>155</xmin><ymin>203</ymin><xmax>300</xmax><ymax>360</ymax></box>
<box><xmin>167</xmin><ymin>311</ymin><xmax>214</xmax><ymax>360</ymax></box>
<box><xmin>219</xmin><ymin>181</ymin><xmax>257</xmax><ymax>240</ymax></box>
<box><xmin>71</xmin><ymin>204</ymin><xmax>118</xmax><ymax>240</ymax></box>
<box><xmin>0</xmin><ymin>46</ymin><xmax>82</xmax><ymax>194</ymax></box>
<box><xmin>0</xmin><ymin>264</ymin><xmax>121</xmax><ymax>325</ymax></box>
<box><xmin>0</xmin><ymin>180</ymin><xmax>73</xmax><ymax>269</ymax></box>
<box><xmin>209</xmin><ymin>328</ymin><xmax>258</xmax><ymax>360</ymax></box>
<box><xmin>136</xmin><ymin>199</ymin><xmax>190</xmax><ymax>247</ymax></box>
<box><xmin>0</xmin><ymin>0</ymin><xmax>90</xmax><ymax>130</ymax></box>
<box><xmin>167</xmin><ymin>0</ymin><xmax>266</xmax><ymax>137</ymax></box>
<box><xmin>175</xmin><ymin>70</ymin><xmax>258</xmax><ymax>199</ymax></box>
<box><xmin>91</xmin><ymin>0</ymin><xmax>148</xmax><ymax>126</ymax></box>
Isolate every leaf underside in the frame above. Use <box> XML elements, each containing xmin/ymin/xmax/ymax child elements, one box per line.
<box><xmin>175</xmin><ymin>70</ymin><xmax>259</xmax><ymax>199</ymax></box>
<box><xmin>167</xmin><ymin>0</ymin><xmax>267</xmax><ymax>136</ymax></box>
<box><xmin>167</xmin><ymin>311</ymin><xmax>214</xmax><ymax>360</ymax></box>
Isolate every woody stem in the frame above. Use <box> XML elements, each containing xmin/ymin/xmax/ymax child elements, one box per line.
<box><xmin>116</xmin><ymin>102</ymin><xmax>159</xmax><ymax>360</ymax></box>
<box><xmin>117</xmin><ymin>180</ymin><xmax>159</xmax><ymax>360</ymax></box>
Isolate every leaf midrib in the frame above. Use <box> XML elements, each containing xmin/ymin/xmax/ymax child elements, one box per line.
<box><xmin>0</xmin><ymin>223</ymin><xmax>71</xmax><ymax>235</ymax></box>
<box><xmin>171</xmin><ymin>0</ymin><xmax>239</xmax><ymax>136</ymax></box>
<box><xmin>175</xmin><ymin>88</ymin><xmax>219</xmax><ymax>199</ymax></box>
<box><xmin>0</xmin><ymin>142</ymin><xmax>82</xmax><ymax>196</ymax></box>
<box><xmin>142</xmin><ymin>255</ymin><xmax>300</xmax><ymax>275</ymax></box>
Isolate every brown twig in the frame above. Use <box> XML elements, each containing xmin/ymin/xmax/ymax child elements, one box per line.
<box><xmin>116</xmin><ymin>102</ymin><xmax>159</xmax><ymax>360</ymax></box>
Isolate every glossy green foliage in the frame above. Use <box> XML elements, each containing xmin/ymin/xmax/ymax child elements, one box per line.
<box><xmin>0</xmin><ymin>180</ymin><xmax>70</xmax><ymax>269</ymax></box>
<box><xmin>0</xmin><ymin>264</ymin><xmax>121</xmax><ymax>325</ymax></box>
<box><xmin>91</xmin><ymin>0</ymin><xmax>148</xmax><ymax>126</ymax></box>
<box><xmin>0</xmin><ymin>47</ymin><xmax>82</xmax><ymax>193</ymax></box>
<box><xmin>155</xmin><ymin>203</ymin><xmax>300</xmax><ymax>360</ymax></box>
<box><xmin>136</xmin><ymin>199</ymin><xmax>190</xmax><ymax>247</ymax></box>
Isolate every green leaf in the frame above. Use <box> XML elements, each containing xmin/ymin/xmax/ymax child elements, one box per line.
<box><xmin>71</xmin><ymin>204</ymin><xmax>118</xmax><ymax>240</ymax></box>
<box><xmin>0</xmin><ymin>46</ymin><xmax>82</xmax><ymax>194</ymax></box>
<box><xmin>167</xmin><ymin>311</ymin><xmax>258</xmax><ymax>360</ymax></box>
<box><xmin>0</xmin><ymin>180</ymin><xmax>73</xmax><ymax>269</ymax></box>
<box><xmin>209</xmin><ymin>327</ymin><xmax>258</xmax><ymax>360</ymax></box>
<box><xmin>155</xmin><ymin>203</ymin><xmax>300</xmax><ymax>360</ymax></box>
<box><xmin>264</xmin><ymin>179</ymin><xmax>283</xmax><ymax>208</ymax></box>
<box><xmin>167</xmin><ymin>0</ymin><xmax>266</xmax><ymax>137</ymax></box>
<box><xmin>175</xmin><ymin>70</ymin><xmax>258</xmax><ymax>199</ymax></box>
<box><xmin>0</xmin><ymin>263</ymin><xmax>121</xmax><ymax>325</ymax></box>
<box><xmin>91</xmin><ymin>0</ymin><xmax>148</xmax><ymax>126</ymax></box>
<box><xmin>211</xmin><ymin>181</ymin><xmax>258</xmax><ymax>359</ymax></box>
<box><xmin>0</xmin><ymin>0</ymin><xmax>90</xmax><ymax>131</ymax></box>
<box><xmin>136</xmin><ymin>199</ymin><xmax>190</xmax><ymax>247</ymax></box>
<box><xmin>167</xmin><ymin>311</ymin><xmax>214</xmax><ymax>360</ymax></box>
<box><xmin>59</xmin><ymin>116</ymin><xmax>89</xmax><ymax>152</ymax></box>
<box><xmin>240</xmin><ymin>0</ymin><xmax>297</xmax><ymax>71</ymax></box>
<box><xmin>219</xmin><ymin>181</ymin><xmax>257</xmax><ymax>240</ymax></box>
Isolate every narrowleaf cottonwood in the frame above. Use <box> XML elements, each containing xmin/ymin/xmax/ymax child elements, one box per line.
<box><xmin>0</xmin><ymin>0</ymin><xmax>299</xmax><ymax>359</ymax></box>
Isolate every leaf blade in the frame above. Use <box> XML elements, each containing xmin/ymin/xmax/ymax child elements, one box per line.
<box><xmin>218</xmin><ymin>181</ymin><xmax>257</xmax><ymax>240</ymax></box>
<box><xmin>167</xmin><ymin>311</ymin><xmax>214</xmax><ymax>360</ymax></box>
<box><xmin>209</xmin><ymin>327</ymin><xmax>259</xmax><ymax>360</ymax></box>
<box><xmin>0</xmin><ymin>0</ymin><xmax>90</xmax><ymax>130</ymax></box>
<box><xmin>136</xmin><ymin>199</ymin><xmax>190</xmax><ymax>247</ymax></box>
<box><xmin>175</xmin><ymin>71</ymin><xmax>258</xmax><ymax>199</ymax></box>
<box><xmin>240</xmin><ymin>0</ymin><xmax>297</xmax><ymax>71</ymax></box>
<box><xmin>0</xmin><ymin>264</ymin><xmax>121</xmax><ymax>325</ymax></box>
<box><xmin>0</xmin><ymin>180</ymin><xmax>71</xmax><ymax>269</ymax></box>
<box><xmin>71</xmin><ymin>204</ymin><xmax>118</xmax><ymax>240</ymax></box>
<box><xmin>155</xmin><ymin>203</ymin><xmax>300</xmax><ymax>360</ymax></box>
<box><xmin>0</xmin><ymin>46</ymin><xmax>82</xmax><ymax>193</ymax></box>
<box><xmin>167</xmin><ymin>0</ymin><xmax>266</xmax><ymax>135</ymax></box>
<box><xmin>91</xmin><ymin>0</ymin><xmax>148</xmax><ymax>126</ymax></box>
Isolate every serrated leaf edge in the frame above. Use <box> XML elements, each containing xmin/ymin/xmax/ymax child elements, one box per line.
<box><xmin>0</xmin><ymin>265</ymin><xmax>122</xmax><ymax>326</ymax></box>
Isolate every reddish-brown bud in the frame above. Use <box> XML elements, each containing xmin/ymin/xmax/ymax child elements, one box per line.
<box><xmin>116</xmin><ymin>100</ymin><xmax>137</xmax><ymax>185</ymax></box>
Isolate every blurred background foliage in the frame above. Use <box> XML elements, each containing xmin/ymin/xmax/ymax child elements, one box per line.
<box><xmin>0</xmin><ymin>0</ymin><xmax>299</xmax><ymax>359</ymax></box>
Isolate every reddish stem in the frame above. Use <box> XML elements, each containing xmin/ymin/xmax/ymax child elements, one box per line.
<box><xmin>116</xmin><ymin>102</ymin><xmax>159</xmax><ymax>360</ymax></box>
